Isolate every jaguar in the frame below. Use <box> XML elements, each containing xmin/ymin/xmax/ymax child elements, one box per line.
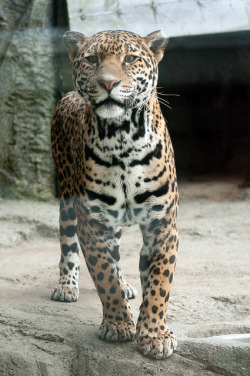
<box><xmin>50</xmin><ymin>29</ymin><xmax>179</xmax><ymax>359</ymax></box>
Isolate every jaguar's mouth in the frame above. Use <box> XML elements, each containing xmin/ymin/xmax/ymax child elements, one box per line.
<box><xmin>93</xmin><ymin>94</ymin><xmax>136</xmax><ymax>118</ymax></box>
<box><xmin>94</xmin><ymin>97</ymin><xmax>126</xmax><ymax>119</ymax></box>
<box><xmin>95</xmin><ymin>98</ymin><xmax>125</xmax><ymax>109</ymax></box>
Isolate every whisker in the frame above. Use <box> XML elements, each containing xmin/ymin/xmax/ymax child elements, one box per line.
<box><xmin>159</xmin><ymin>100</ymin><xmax>171</xmax><ymax>108</ymax></box>
<box><xmin>157</xmin><ymin>95</ymin><xmax>170</xmax><ymax>105</ymax></box>
<box><xmin>157</xmin><ymin>87</ymin><xmax>180</xmax><ymax>98</ymax></box>
<box><xmin>159</xmin><ymin>102</ymin><xmax>172</xmax><ymax>110</ymax></box>
<box><xmin>157</xmin><ymin>96</ymin><xmax>172</xmax><ymax>108</ymax></box>
<box><xmin>157</xmin><ymin>92</ymin><xmax>180</xmax><ymax>98</ymax></box>
<box><xmin>157</xmin><ymin>98</ymin><xmax>172</xmax><ymax>110</ymax></box>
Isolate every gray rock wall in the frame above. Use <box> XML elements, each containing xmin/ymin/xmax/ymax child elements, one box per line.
<box><xmin>0</xmin><ymin>0</ymin><xmax>58</xmax><ymax>199</ymax></box>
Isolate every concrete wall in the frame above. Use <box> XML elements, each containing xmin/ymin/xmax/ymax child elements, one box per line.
<box><xmin>68</xmin><ymin>0</ymin><xmax>250</xmax><ymax>37</ymax></box>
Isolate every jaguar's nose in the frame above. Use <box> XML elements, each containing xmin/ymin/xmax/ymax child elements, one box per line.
<box><xmin>98</xmin><ymin>79</ymin><xmax>121</xmax><ymax>92</ymax></box>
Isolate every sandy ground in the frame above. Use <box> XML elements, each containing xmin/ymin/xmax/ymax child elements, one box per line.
<box><xmin>0</xmin><ymin>179</ymin><xmax>249</xmax><ymax>376</ymax></box>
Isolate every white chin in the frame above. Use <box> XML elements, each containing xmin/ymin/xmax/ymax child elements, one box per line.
<box><xmin>95</xmin><ymin>104</ymin><xmax>125</xmax><ymax>119</ymax></box>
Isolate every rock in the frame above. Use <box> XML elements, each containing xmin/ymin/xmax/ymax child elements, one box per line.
<box><xmin>178</xmin><ymin>339</ymin><xmax>250</xmax><ymax>376</ymax></box>
<box><xmin>0</xmin><ymin>0</ymin><xmax>57</xmax><ymax>199</ymax></box>
<box><xmin>0</xmin><ymin>199</ymin><xmax>59</xmax><ymax>246</ymax></box>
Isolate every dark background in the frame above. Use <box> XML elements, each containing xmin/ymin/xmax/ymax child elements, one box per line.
<box><xmin>159</xmin><ymin>31</ymin><xmax>250</xmax><ymax>181</ymax></box>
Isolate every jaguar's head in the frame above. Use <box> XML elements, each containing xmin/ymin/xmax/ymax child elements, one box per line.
<box><xmin>64</xmin><ymin>30</ymin><xmax>168</xmax><ymax>119</ymax></box>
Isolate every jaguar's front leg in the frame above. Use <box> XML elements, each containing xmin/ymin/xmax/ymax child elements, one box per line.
<box><xmin>136</xmin><ymin>220</ymin><xmax>178</xmax><ymax>358</ymax></box>
<box><xmin>78</xmin><ymin>218</ymin><xmax>136</xmax><ymax>341</ymax></box>
<box><xmin>51</xmin><ymin>198</ymin><xmax>80</xmax><ymax>302</ymax></box>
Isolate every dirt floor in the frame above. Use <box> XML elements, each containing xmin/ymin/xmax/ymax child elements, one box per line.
<box><xmin>0</xmin><ymin>179</ymin><xmax>249</xmax><ymax>376</ymax></box>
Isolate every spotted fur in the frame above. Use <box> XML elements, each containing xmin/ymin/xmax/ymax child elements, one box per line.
<box><xmin>51</xmin><ymin>30</ymin><xmax>179</xmax><ymax>359</ymax></box>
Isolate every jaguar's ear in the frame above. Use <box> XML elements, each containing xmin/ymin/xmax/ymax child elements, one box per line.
<box><xmin>64</xmin><ymin>31</ymin><xmax>87</xmax><ymax>62</ymax></box>
<box><xmin>144</xmin><ymin>30</ymin><xmax>169</xmax><ymax>63</ymax></box>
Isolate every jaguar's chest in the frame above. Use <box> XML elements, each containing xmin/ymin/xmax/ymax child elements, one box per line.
<box><xmin>69</xmin><ymin>104</ymin><xmax>173</xmax><ymax>227</ymax></box>
<box><xmin>75</xmin><ymin>167</ymin><xmax>162</xmax><ymax>228</ymax></box>
<box><xmin>83</xmin><ymin>135</ymin><xmax>160</xmax><ymax>195</ymax></box>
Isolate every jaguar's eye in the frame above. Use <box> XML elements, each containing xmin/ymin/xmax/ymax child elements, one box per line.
<box><xmin>85</xmin><ymin>55</ymin><xmax>98</xmax><ymax>64</ymax></box>
<box><xmin>124</xmin><ymin>55</ymin><xmax>138</xmax><ymax>63</ymax></box>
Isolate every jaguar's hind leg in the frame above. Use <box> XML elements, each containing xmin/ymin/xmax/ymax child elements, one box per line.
<box><xmin>51</xmin><ymin>198</ymin><xmax>80</xmax><ymax>302</ymax></box>
<box><xmin>113</xmin><ymin>226</ymin><xmax>137</xmax><ymax>299</ymax></box>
